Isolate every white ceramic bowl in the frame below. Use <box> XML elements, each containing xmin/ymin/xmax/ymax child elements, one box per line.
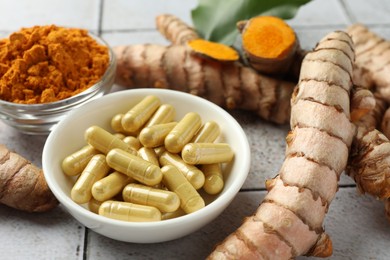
<box><xmin>42</xmin><ymin>88</ymin><xmax>250</xmax><ymax>243</ymax></box>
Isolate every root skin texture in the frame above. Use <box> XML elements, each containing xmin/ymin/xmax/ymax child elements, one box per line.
<box><xmin>0</xmin><ymin>144</ymin><xmax>58</xmax><ymax>212</ymax></box>
<box><xmin>155</xmin><ymin>14</ymin><xmax>199</xmax><ymax>45</ymax></box>
<box><xmin>347</xmin><ymin>24</ymin><xmax>390</xmax><ymax>102</ymax></box>
<box><xmin>207</xmin><ymin>31</ymin><xmax>355</xmax><ymax>259</ymax></box>
<box><xmin>345</xmin><ymin>23</ymin><xmax>390</xmax><ymax>205</ymax></box>
<box><xmin>114</xmin><ymin>44</ymin><xmax>295</xmax><ymax>124</ymax></box>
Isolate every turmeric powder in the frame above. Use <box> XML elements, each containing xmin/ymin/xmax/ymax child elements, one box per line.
<box><xmin>0</xmin><ymin>25</ymin><xmax>109</xmax><ymax>104</ymax></box>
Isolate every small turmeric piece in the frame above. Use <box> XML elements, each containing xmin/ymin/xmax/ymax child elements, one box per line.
<box><xmin>187</xmin><ymin>39</ymin><xmax>239</xmax><ymax>62</ymax></box>
<box><xmin>0</xmin><ymin>25</ymin><xmax>109</xmax><ymax>104</ymax></box>
<box><xmin>208</xmin><ymin>31</ymin><xmax>356</xmax><ymax>259</ymax></box>
<box><xmin>238</xmin><ymin>16</ymin><xmax>299</xmax><ymax>75</ymax></box>
<box><xmin>0</xmin><ymin>144</ymin><xmax>58</xmax><ymax>212</ymax></box>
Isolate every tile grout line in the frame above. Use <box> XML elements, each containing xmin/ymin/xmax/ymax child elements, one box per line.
<box><xmin>83</xmin><ymin>227</ymin><xmax>89</xmax><ymax>260</ymax></box>
<box><xmin>97</xmin><ymin>0</ymin><xmax>104</xmax><ymax>36</ymax></box>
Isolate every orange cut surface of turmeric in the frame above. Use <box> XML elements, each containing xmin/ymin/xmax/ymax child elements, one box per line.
<box><xmin>187</xmin><ymin>39</ymin><xmax>239</xmax><ymax>62</ymax></box>
<box><xmin>242</xmin><ymin>16</ymin><xmax>296</xmax><ymax>59</ymax></box>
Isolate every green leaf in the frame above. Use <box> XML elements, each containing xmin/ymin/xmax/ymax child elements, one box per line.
<box><xmin>191</xmin><ymin>0</ymin><xmax>311</xmax><ymax>45</ymax></box>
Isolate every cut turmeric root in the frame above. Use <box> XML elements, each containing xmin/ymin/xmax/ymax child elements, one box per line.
<box><xmin>0</xmin><ymin>144</ymin><xmax>58</xmax><ymax>212</ymax></box>
<box><xmin>156</xmin><ymin>14</ymin><xmax>239</xmax><ymax>62</ymax></box>
<box><xmin>237</xmin><ymin>15</ymin><xmax>299</xmax><ymax>76</ymax></box>
<box><xmin>187</xmin><ymin>39</ymin><xmax>239</xmax><ymax>62</ymax></box>
<box><xmin>207</xmin><ymin>31</ymin><xmax>356</xmax><ymax>259</ymax></box>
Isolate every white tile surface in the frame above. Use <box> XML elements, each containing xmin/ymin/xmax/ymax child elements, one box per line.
<box><xmin>0</xmin><ymin>0</ymin><xmax>100</xmax><ymax>32</ymax></box>
<box><xmin>102</xmin><ymin>0</ymin><xmax>197</xmax><ymax>30</ymax></box>
<box><xmin>0</xmin><ymin>0</ymin><xmax>388</xmax><ymax>259</ymax></box>
<box><xmin>0</xmin><ymin>205</ymin><xmax>84</xmax><ymax>260</ymax></box>
<box><xmin>343</xmin><ymin>0</ymin><xmax>390</xmax><ymax>24</ymax></box>
<box><xmin>287</xmin><ymin>0</ymin><xmax>350</xmax><ymax>27</ymax></box>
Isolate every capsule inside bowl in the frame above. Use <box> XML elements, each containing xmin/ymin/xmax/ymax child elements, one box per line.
<box><xmin>42</xmin><ymin>88</ymin><xmax>250</xmax><ymax>243</ymax></box>
<box><xmin>62</xmin><ymin>95</ymin><xmax>237</xmax><ymax>223</ymax></box>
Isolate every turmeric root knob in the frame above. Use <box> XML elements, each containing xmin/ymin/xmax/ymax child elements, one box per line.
<box><xmin>0</xmin><ymin>144</ymin><xmax>58</xmax><ymax>212</ymax></box>
<box><xmin>187</xmin><ymin>39</ymin><xmax>239</xmax><ymax>62</ymax></box>
<box><xmin>155</xmin><ymin>14</ymin><xmax>199</xmax><ymax>45</ymax></box>
<box><xmin>238</xmin><ymin>16</ymin><xmax>298</xmax><ymax>75</ymax></box>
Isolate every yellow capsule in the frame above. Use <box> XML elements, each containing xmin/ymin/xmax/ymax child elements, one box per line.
<box><xmin>154</xmin><ymin>146</ymin><xmax>166</xmax><ymax>158</ymax></box>
<box><xmin>161</xmin><ymin>165</ymin><xmax>205</xmax><ymax>214</ymax></box>
<box><xmin>164</xmin><ymin>112</ymin><xmax>202</xmax><ymax>153</ymax></box>
<box><xmin>139</xmin><ymin>122</ymin><xmax>177</xmax><ymax>148</ymax></box>
<box><xmin>145</xmin><ymin>103</ymin><xmax>176</xmax><ymax>127</ymax></box>
<box><xmin>99</xmin><ymin>200</ymin><xmax>161</xmax><ymax>222</ymax></box>
<box><xmin>201</xmin><ymin>163</ymin><xmax>224</xmax><ymax>195</ymax></box>
<box><xmin>159</xmin><ymin>151</ymin><xmax>205</xmax><ymax>190</ymax></box>
<box><xmin>106</xmin><ymin>148</ymin><xmax>162</xmax><ymax>186</ymax></box>
<box><xmin>121</xmin><ymin>95</ymin><xmax>161</xmax><ymax>132</ymax></box>
<box><xmin>92</xmin><ymin>171</ymin><xmax>134</xmax><ymax>201</ymax></box>
<box><xmin>161</xmin><ymin>208</ymin><xmax>186</xmax><ymax>220</ymax></box>
<box><xmin>123</xmin><ymin>183</ymin><xmax>180</xmax><ymax>213</ymax></box>
<box><xmin>138</xmin><ymin>147</ymin><xmax>160</xmax><ymax>166</ymax></box>
<box><xmin>114</xmin><ymin>133</ymin><xmax>126</xmax><ymax>139</ymax></box>
<box><xmin>61</xmin><ymin>144</ymin><xmax>99</xmax><ymax>176</ymax></box>
<box><xmin>111</xmin><ymin>113</ymin><xmax>126</xmax><ymax>133</ymax></box>
<box><xmin>71</xmin><ymin>154</ymin><xmax>111</xmax><ymax>204</ymax></box>
<box><xmin>85</xmin><ymin>125</ymin><xmax>137</xmax><ymax>155</ymax></box>
<box><xmin>88</xmin><ymin>198</ymin><xmax>103</xmax><ymax>214</ymax></box>
<box><xmin>191</xmin><ymin>121</ymin><xmax>221</xmax><ymax>143</ymax></box>
<box><xmin>123</xmin><ymin>136</ymin><xmax>142</xmax><ymax>151</ymax></box>
<box><xmin>181</xmin><ymin>143</ymin><xmax>234</xmax><ymax>165</ymax></box>
<box><xmin>111</xmin><ymin>113</ymin><xmax>139</xmax><ymax>136</ymax></box>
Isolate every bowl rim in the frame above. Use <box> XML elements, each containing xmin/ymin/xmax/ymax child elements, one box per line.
<box><xmin>0</xmin><ymin>32</ymin><xmax>116</xmax><ymax>109</ymax></box>
<box><xmin>43</xmin><ymin>88</ymin><xmax>251</xmax><ymax>229</ymax></box>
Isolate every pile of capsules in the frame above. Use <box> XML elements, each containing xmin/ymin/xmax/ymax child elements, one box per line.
<box><xmin>61</xmin><ymin>95</ymin><xmax>234</xmax><ymax>222</ymax></box>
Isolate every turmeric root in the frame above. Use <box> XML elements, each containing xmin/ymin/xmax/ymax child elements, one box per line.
<box><xmin>0</xmin><ymin>144</ymin><xmax>58</xmax><ymax>212</ymax></box>
<box><xmin>347</xmin><ymin>24</ymin><xmax>390</xmax><ymax>102</ymax></box>
<box><xmin>347</xmin><ymin>95</ymin><xmax>390</xmax><ymax>200</ymax></box>
<box><xmin>237</xmin><ymin>15</ymin><xmax>299</xmax><ymax>76</ymax></box>
<box><xmin>114</xmin><ymin>44</ymin><xmax>295</xmax><ymax>124</ymax></box>
<box><xmin>156</xmin><ymin>14</ymin><xmax>239</xmax><ymax>62</ymax></box>
<box><xmin>156</xmin><ymin>14</ymin><xmax>200</xmax><ymax>45</ymax></box>
<box><xmin>350</xmin><ymin>87</ymin><xmax>376</xmax><ymax>122</ymax></box>
<box><xmin>207</xmin><ymin>31</ymin><xmax>356</xmax><ymax>259</ymax></box>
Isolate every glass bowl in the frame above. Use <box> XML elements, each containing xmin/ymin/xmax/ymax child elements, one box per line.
<box><xmin>0</xmin><ymin>34</ymin><xmax>116</xmax><ymax>135</ymax></box>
